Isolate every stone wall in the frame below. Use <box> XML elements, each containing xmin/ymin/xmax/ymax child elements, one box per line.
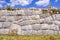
<box><xmin>0</xmin><ymin>10</ymin><xmax>60</xmax><ymax>35</ymax></box>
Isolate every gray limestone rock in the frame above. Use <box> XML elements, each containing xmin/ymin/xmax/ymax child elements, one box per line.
<box><xmin>50</xmin><ymin>24</ymin><xmax>59</xmax><ymax>31</ymax></box>
<box><xmin>18</xmin><ymin>20</ymin><xmax>30</xmax><ymax>26</ymax></box>
<box><xmin>28</xmin><ymin>15</ymin><xmax>40</xmax><ymax>20</ymax></box>
<box><xmin>40</xmin><ymin>24</ymin><xmax>50</xmax><ymax>30</ymax></box>
<box><xmin>40</xmin><ymin>14</ymin><xmax>49</xmax><ymax>19</ymax></box>
<box><xmin>38</xmin><ymin>30</ymin><xmax>54</xmax><ymax>35</ymax></box>
<box><xmin>10</xmin><ymin>24</ymin><xmax>21</xmax><ymax>30</ymax></box>
<box><xmin>32</xmin><ymin>30</ymin><xmax>38</xmax><ymax>35</ymax></box>
<box><xmin>0</xmin><ymin>29</ymin><xmax>9</xmax><ymax>34</ymax></box>
<box><xmin>0</xmin><ymin>22</ymin><xmax>3</xmax><ymax>28</ymax></box>
<box><xmin>21</xmin><ymin>25</ymin><xmax>32</xmax><ymax>30</ymax></box>
<box><xmin>45</xmin><ymin>30</ymin><xmax>54</xmax><ymax>35</ymax></box>
<box><xmin>2</xmin><ymin>22</ymin><xmax>11</xmax><ymax>28</ymax></box>
<box><xmin>32</xmin><ymin>24</ymin><xmax>40</xmax><ymax>30</ymax></box>
<box><xmin>0</xmin><ymin>16</ymin><xmax>6</xmax><ymax>22</ymax></box>
<box><xmin>21</xmin><ymin>30</ymin><xmax>33</xmax><ymax>35</ymax></box>
<box><xmin>29</xmin><ymin>20</ymin><xmax>40</xmax><ymax>25</ymax></box>
<box><xmin>6</xmin><ymin>16</ymin><xmax>15</xmax><ymax>22</ymax></box>
<box><xmin>55</xmin><ymin>14</ymin><xmax>60</xmax><ymax>21</ymax></box>
<box><xmin>24</xmin><ymin>10</ymin><xmax>34</xmax><ymax>16</ymax></box>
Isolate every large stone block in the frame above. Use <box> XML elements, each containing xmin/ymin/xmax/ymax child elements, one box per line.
<box><xmin>45</xmin><ymin>30</ymin><xmax>54</xmax><ymax>35</ymax></box>
<box><xmin>32</xmin><ymin>24</ymin><xmax>40</xmax><ymax>30</ymax></box>
<box><xmin>21</xmin><ymin>25</ymin><xmax>32</xmax><ymax>30</ymax></box>
<box><xmin>28</xmin><ymin>15</ymin><xmax>40</xmax><ymax>20</ymax></box>
<box><xmin>24</xmin><ymin>10</ymin><xmax>34</xmax><ymax>16</ymax></box>
<box><xmin>35</xmin><ymin>11</ymin><xmax>42</xmax><ymax>15</ymax></box>
<box><xmin>29</xmin><ymin>20</ymin><xmax>40</xmax><ymax>25</ymax></box>
<box><xmin>45</xmin><ymin>21</ymin><xmax>53</xmax><ymax>25</ymax></box>
<box><xmin>40</xmin><ymin>24</ymin><xmax>50</xmax><ymax>30</ymax></box>
<box><xmin>2</xmin><ymin>11</ymin><xmax>16</xmax><ymax>16</ymax></box>
<box><xmin>38</xmin><ymin>30</ymin><xmax>54</xmax><ymax>35</ymax></box>
<box><xmin>40</xmin><ymin>24</ymin><xmax>59</xmax><ymax>30</ymax></box>
<box><xmin>45</xmin><ymin>16</ymin><xmax>53</xmax><ymax>21</ymax></box>
<box><xmin>55</xmin><ymin>14</ymin><xmax>60</xmax><ymax>21</ymax></box>
<box><xmin>40</xmin><ymin>14</ymin><xmax>49</xmax><ymax>18</ymax></box>
<box><xmin>10</xmin><ymin>24</ymin><xmax>21</xmax><ymax>35</ymax></box>
<box><xmin>37</xmin><ymin>30</ymin><xmax>43</xmax><ymax>35</ymax></box>
<box><xmin>17</xmin><ymin>16</ymin><xmax>29</xmax><ymax>22</ymax></box>
<box><xmin>2</xmin><ymin>22</ymin><xmax>11</xmax><ymax>28</ymax></box>
<box><xmin>6</xmin><ymin>16</ymin><xmax>15</xmax><ymax>22</ymax></box>
<box><xmin>16</xmin><ymin>10</ymin><xmax>25</xmax><ymax>16</ymax></box>
<box><xmin>32</xmin><ymin>30</ymin><xmax>38</xmax><ymax>35</ymax></box>
<box><xmin>40</xmin><ymin>19</ymin><xmax>45</xmax><ymax>24</ymax></box>
<box><xmin>0</xmin><ymin>16</ymin><xmax>6</xmax><ymax>22</ymax></box>
<box><xmin>10</xmin><ymin>24</ymin><xmax>21</xmax><ymax>30</ymax></box>
<box><xmin>0</xmin><ymin>22</ymin><xmax>3</xmax><ymax>28</ymax></box>
<box><xmin>58</xmin><ymin>31</ymin><xmax>60</xmax><ymax>35</ymax></box>
<box><xmin>0</xmin><ymin>29</ymin><xmax>9</xmax><ymax>34</ymax></box>
<box><xmin>18</xmin><ymin>20</ymin><xmax>30</xmax><ymax>26</ymax></box>
<box><xmin>21</xmin><ymin>30</ymin><xmax>27</xmax><ymax>35</ymax></box>
<box><xmin>21</xmin><ymin>30</ymin><xmax>32</xmax><ymax>35</ymax></box>
<box><xmin>54</xmin><ymin>31</ymin><xmax>58</xmax><ymax>35</ymax></box>
<box><xmin>15</xmin><ymin>16</ymin><xmax>23</xmax><ymax>21</ymax></box>
<box><xmin>17</xmin><ymin>28</ymin><xmax>22</xmax><ymax>35</ymax></box>
<box><xmin>54</xmin><ymin>21</ymin><xmax>60</xmax><ymax>25</ymax></box>
<box><xmin>2</xmin><ymin>11</ymin><xmax>10</xmax><ymax>16</ymax></box>
<box><xmin>49</xmin><ymin>24</ymin><xmax>59</xmax><ymax>31</ymax></box>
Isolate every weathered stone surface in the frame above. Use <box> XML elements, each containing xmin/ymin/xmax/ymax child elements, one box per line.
<box><xmin>10</xmin><ymin>24</ymin><xmax>21</xmax><ymax>35</ymax></box>
<box><xmin>40</xmin><ymin>14</ymin><xmax>49</xmax><ymax>18</ymax></box>
<box><xmin>54</xmin><ymin>31</ymin><xmax>58</xmax><ymax>35</ymax></box>
<box><xmin>55</xmin><ymin>14</ymin><xmax>60</xmax><ymax>21</ymax></box>
<box><xmin>6</xmin><ymin>16</ymin><xmax>15</xmax><ymax>22</ymax></box>
<box><xmin>29</xmin><ymin>20</ymin><xmax>40</xmax><ymax>25</ymax></box>
<box><xmin>21</xmin><ymin>25</ymin><xmax>32</xmax><ymax>30</ymax></box>
<box><xmin>18</xmin><ymin>20</ymin><xmax>30</xmax><ymax>26</ymax></box>
<box><xmin>40</xmin><ymin>24</ymin><xmax>59</xmax><ymax>30</ymax></box>
<box><xmin>16</xmin><ymin>10</ymin><xmax>25</xmax><ymax>16</ymax></box>
<box><xmin>21</xmin><ymin>30</ymin><xmax>32</xmax><ymax>35</ymax></box>
<box><xmin>45</xmin><ymin>30</ymin><xmax>54</xmax><ymax>35</ymax></box>
<box><xmin>24</xmin><ymin>10</ymin><xmax>34</xmax><ymax>16</ymax></box>
<box><xmin>0</xmin><ymin>16</ymin><xmax>6</xmax><ymax>22</ymax></box>
<box><xmin>2</xmin><ymin>11</ymin><xmax>10</xmax><ymax>16</ymax></box>
<box><xmin>17</xmin><ymin>28</ymin><xmax>22</xmax><ymax>35</ymax></box>
<box><xmin>21</xmin><ymin>30</ymin><xmax>27</xmax><ymax>35</ymax></box>
<box><xmin>15</xmin><ymin>16</ymin><xmax>22</xmax><ymax>21</ymax></box>
<box><xmin>40</xmin><ymin>24</ymin><xmax>50</xmax><ymax>30</ymax></box>
<box><xmin>2</xmin><ymin>22</ymin><xmax>11</xmax><ymax>28</ymax></box>
<box><xmin>35</xmin><ymin>10</ymin><xmax>42</xmax><ymax>15</ymax></box>
<box><xmin>10</xmin><ymin>24</ymin><xmax>21</xmax><ymax>30</ymax></box>
<box><xmin>59</xmin><ymin>31</ymin><xmax>60</xmax><ymax>34</ymax></box>
<box><xmin>32</xmin><ymin>30</ymin><xmax>38</xmax><ymax>35</ymax></box>
<box><xmin>0</xmin><ymin>29</ymin><xmax>9</xmax><ymax>34</ymax></box>
<box><xmin>0</xmin><ymin>22</ymin><xmax>3</xmax><ymax>28</ymax></box>
<box><xmin>49</xmin><ymin>24</ymin><xmax>59</xmax><ymax>30</ymax></box>
<box><xmin>45</xmin><ymin>21</ymin><xmax>53</xmax><ymax>25</ymax></box>
<box><xmin>0</xmin><ymin>10</ymin><xmax>60</xmax><ymax>35</ymax></box>
<box><xmin>9</xmin><ymin>11</ymin><xmax>17</xmax><ymax>16</ymax></box>
<box><xmin>45</xmin><ymin>16</ymin><xmax>53</xmax><ymax>21</ymax></box>
<box><xmin>38</xmin><ymin>30</ymin><xmax>54</xmax><ymax>35</ymax></box>
<box><xmin>32</xmin><ymin>24</ymin><xmax>40</xmax><ymax>30</ymax></box>
<box><xmin>17</xmin><ymin>16</ymin><xmax>29</xmax><ymax>22</ymax></box>
<box><xmin>28</xmin><ymin>15</ymin><xmax>40</xmax><ymax>20</ymax></box>
<box><xmin>54</xmin><ymin>21</ymin><xmax>60</xmax><ymax>25</ymax></box>
<box><xmin>40</xmin><ymin>19</ymin><xmax>45</xmax><ymax>24</ymax></box>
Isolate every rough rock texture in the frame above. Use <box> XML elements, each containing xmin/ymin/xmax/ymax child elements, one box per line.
<box><xmin>0</xmin><ymin>10</ymin><xmax>60</xmax><ymax>35</ymax></box>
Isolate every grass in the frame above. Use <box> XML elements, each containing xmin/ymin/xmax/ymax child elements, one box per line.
<box><xmin>0</xmin><ymin>35</ymin><xmax>60</xmax><ymax>40</ymax></box>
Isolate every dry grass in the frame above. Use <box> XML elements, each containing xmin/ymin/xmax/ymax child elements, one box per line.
<box><xmin>0</xmin><ymin>35</ymin><xmax>60</xmax><ymax>40</ymax></box>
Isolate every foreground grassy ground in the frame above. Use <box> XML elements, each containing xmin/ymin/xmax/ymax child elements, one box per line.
<box><xmin>0</xmin><ymin>35</ymin><xmax>60</xmax><ymax>40</ymax></box>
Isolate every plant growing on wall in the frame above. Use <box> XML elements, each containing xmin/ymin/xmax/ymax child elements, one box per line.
<box><xmin>6</xmin><ymin>5</ymin><xmax>12</xmax><ymax>10</ymax></box>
